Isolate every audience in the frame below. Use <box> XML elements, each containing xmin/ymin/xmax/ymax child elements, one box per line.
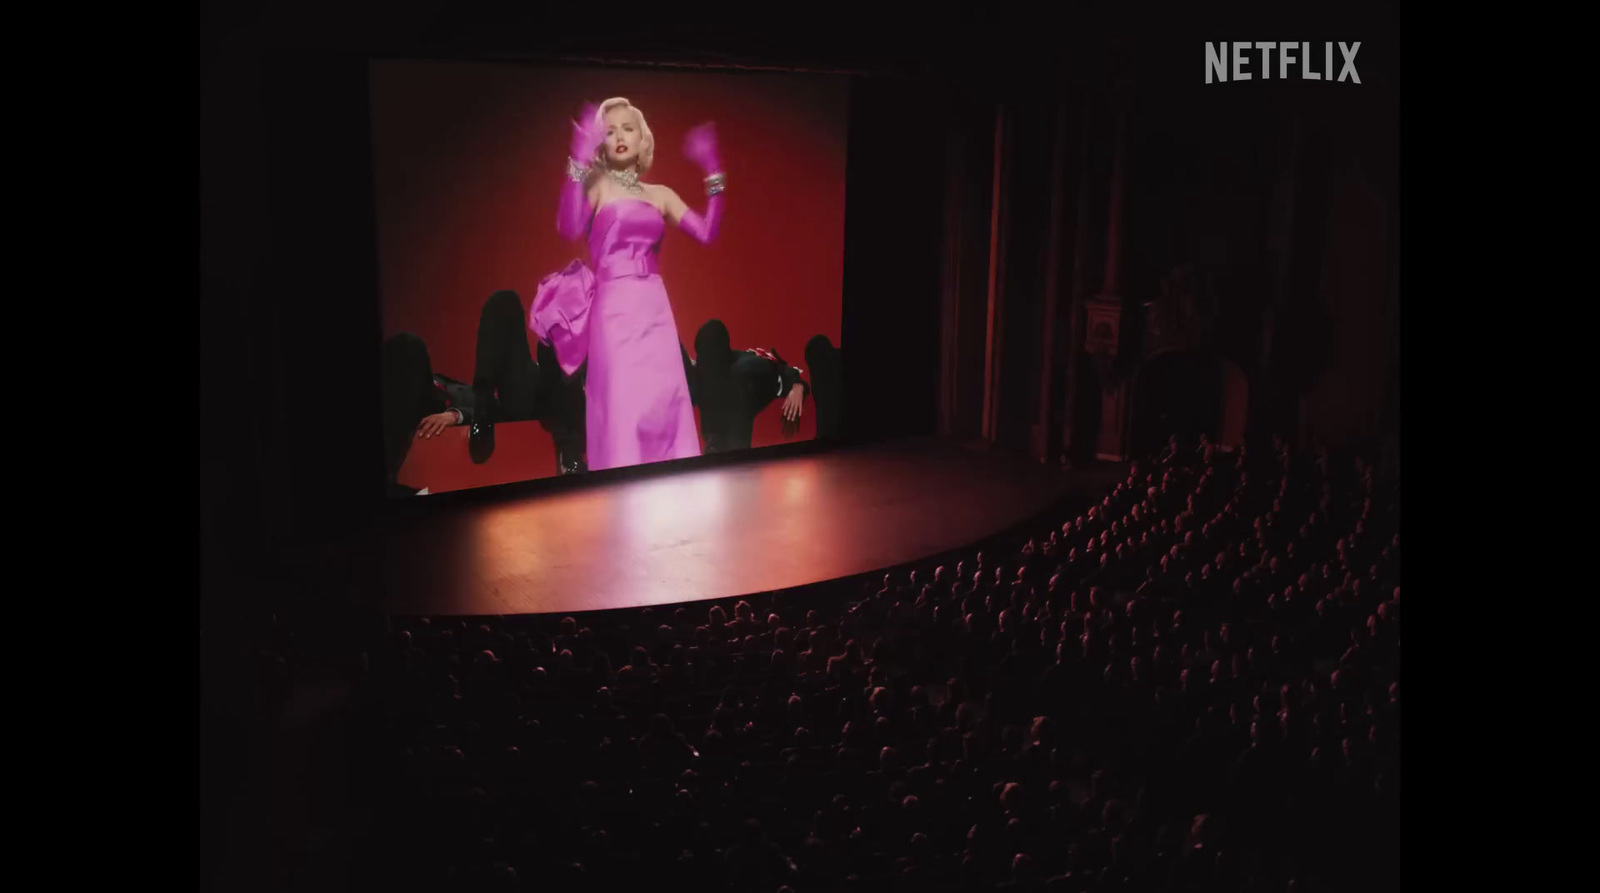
<box><xmin>259</xmin><ymin>433</ymin><xmax>1399</xmax><ymax>892</ymax></box>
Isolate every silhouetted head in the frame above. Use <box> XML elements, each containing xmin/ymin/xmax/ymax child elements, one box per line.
<box><xmin>1001</xmin><ymin>782</ymin><xmax>1026</xmax><ymax>813</ymax></box>
<box><xmin>694</xmin><ymin>319</ymin><xmax>734</xmax><ymax>369</ymax></box>
<box><xmin>806</xmin><ymin>334</ymin><xmax>838</xmax><ymax>373</ymax></box>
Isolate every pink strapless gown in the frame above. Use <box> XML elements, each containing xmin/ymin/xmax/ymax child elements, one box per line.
<box><xmin>530</xmin><ymin>198</ymin><xmax>701</xmax><ymax>471</ymax></box>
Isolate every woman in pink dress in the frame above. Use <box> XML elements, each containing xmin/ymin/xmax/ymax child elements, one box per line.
<box><xmin>530</xmin><ymin>97</ymin><xmax>726</xmax><ymax>472</ymax></box>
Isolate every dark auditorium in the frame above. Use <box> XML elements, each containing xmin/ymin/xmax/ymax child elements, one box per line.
<box><xmin>200</xmin><ymin>3</ymin><xmax>1402</xmax><ymax>892</ymax></box>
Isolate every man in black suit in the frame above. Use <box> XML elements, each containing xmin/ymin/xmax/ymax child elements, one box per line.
<box><xmin>381</xmin><ymin>332</ymin><xmax>473</xmax><ymax>497</ymax></box>
<box><xmin>381</xmin><ymin>290</ymin><xmax>585</xmax><ymax>497</ymax></box>
<box><xmin>465</xmin><ymin>289</ymin><xmax>586</xmax><ymax>475</ymax></box>
<box><xmin>683</xmin><ymin>319</ymin><xmax>810</xmax><ymax>454</ymax></box>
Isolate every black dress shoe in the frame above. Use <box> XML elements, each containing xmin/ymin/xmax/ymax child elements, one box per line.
<box><xmin>557</xmin><ymin>451</ymin><xmax>587</xmax><ymax>475</ymax></box>
<box><xmin>468</xmin><ymin>421</ymin><xmax>495</xmax><ymax>464</ymax></box>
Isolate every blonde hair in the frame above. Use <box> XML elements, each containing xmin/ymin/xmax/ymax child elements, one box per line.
<box><xmin>594</xmin><ymin>97</ymin><xmax>655</xmax><ymax>174</ymax></box>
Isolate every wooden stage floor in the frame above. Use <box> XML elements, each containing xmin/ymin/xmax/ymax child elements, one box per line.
<box><xmin>364</xmin><ymin>439</ymin><xmax>1122</xmax><ymax>617</ymax></box>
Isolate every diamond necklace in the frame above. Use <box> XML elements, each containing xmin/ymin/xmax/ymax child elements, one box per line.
<box><xmin>608</xmin><ymin>167</ymin><xmax>643</xmax><ymax>194</ymax></box>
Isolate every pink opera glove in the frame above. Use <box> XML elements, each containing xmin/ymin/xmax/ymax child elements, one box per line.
<box><xmin>678</xmin><ymin>121</ymin><xmax>725</xmax><ymax>245</ymax></box>
<box><xmin>557</xmin><ymin>103</ymin><xmax>605</xmax><ymax>241</ymax></box>
<box><xmin>570</xmin><ymin>102</ymin><xmax>604</xmax><ymax>162</ymax></box>
<box><xmin>678</xmin><ymin>194</ymin><xmax>724</xmax><ymax>245</ymax></box>
<box><xmin>682</xmin><ymin>121</ymin><xmax>722</xmax><ymax>175</ymax></box>
<box><xmin>557</xmin><ymin>179</ymin><xmax>589</xmax><ymax>241</ymax></box>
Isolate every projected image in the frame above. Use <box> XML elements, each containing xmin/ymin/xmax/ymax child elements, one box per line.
<box><xmin>372</xmin><ymin>62</ymin><xmax>847</xmax><ymax>496</ymax></box>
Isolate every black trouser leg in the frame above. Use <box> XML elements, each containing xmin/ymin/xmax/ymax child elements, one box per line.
<box><xmin>811</xmin><ymin>370</ymin><xmax>841</xmax><ymax>440</ymax></box>
<box><xmin>472</xmin><ymin>290</ymin><xmax>542</xmax><ymax>424</ymax></box>
<box><xmin>815</xmin><ymin>386</ymin><xmax>841</xmax><ymax>440</ymax></box>
<box><xmin>704</xmin><ymin>409</ymin><xmax>756</xmax><ymax>454</ymax></box>
<box><xmin>805</xmin><ymin>337</ymin><xmax>842</xmax><ymax>440</ymax></box>
<box><xmin>537</xmin><ymin>341</ymin><xmax>587</xmax><ymax>471</ymax></box>
<box><xmin>381</xmin><ymin>333</ymin><xmax>437</xmax><ymax>489</ymax></box>
<box><xmin>727</xmin><ymin>411</ymin><xmax>756</xmax><ymax>452</ymax></box>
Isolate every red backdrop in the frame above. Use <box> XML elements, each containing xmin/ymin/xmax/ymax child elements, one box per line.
<box><xmin>371</xmin><ymin>61</ymin><xmax>849</xmax><ymax>493</ymax></box>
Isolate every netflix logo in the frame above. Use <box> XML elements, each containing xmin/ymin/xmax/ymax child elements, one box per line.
<box><xmin>1205</xmin><ymin>42</ymin><xmax>1362</xmax><ymax>84</ymax></box>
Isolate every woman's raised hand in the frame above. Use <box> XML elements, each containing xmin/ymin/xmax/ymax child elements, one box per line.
<box><xmin>682</xmin><ymin>122</ymin><xmax>722</xmax><ymax>175</ymax></box>
<box><xmin>570</xmin><ymin>102</ymin><xmax>605</xmax><ymax>164</ymax></box>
